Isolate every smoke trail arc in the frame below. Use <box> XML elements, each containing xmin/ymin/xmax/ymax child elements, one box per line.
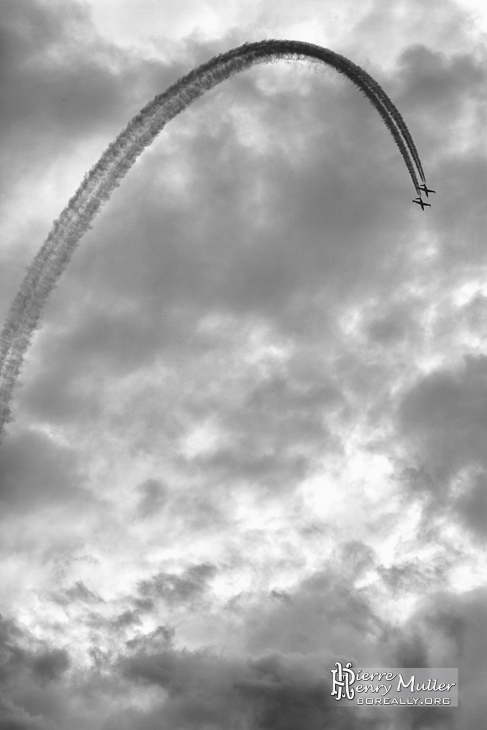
<box><xmin>0</xmin><ymin>39</ymin><xmax>426</xmax><ymax>439</ymax></box>
<box><xmin>344</xmin><ymin>61</ymin><xmax>426</xmax><ymax>184</ymax></box>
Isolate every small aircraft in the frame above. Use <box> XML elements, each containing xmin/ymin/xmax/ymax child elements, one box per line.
<box><xmin>417</xmin><ymin>184</ymin><xmax>436</xmax><ymax>197</ymax></box>
<box><xmin>413</xmin><ymin>197</ymin><xmax>431</xmax><ymax>211</ymax></box>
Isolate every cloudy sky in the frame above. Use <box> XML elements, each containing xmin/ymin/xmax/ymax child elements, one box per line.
<box><xmin>1</xmin><ymin>0</ymin><xmax>487</xmax><ymax>727</ymax></box>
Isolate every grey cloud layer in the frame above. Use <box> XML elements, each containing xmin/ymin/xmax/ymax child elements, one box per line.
<box><xmin>2</xmin><ymin>565</ymin><xmax>486</xmax><ymax>729</ymax></box>
<box><xmin>1</xmin><ymin>0</ymin><xmax>486</xmax><ymax>729</ymax></box>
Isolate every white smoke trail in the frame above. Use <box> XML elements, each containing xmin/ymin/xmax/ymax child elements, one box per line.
<box><xmin>0</xmin><ymin>40</ymin><xmax>425</xmax><ymax>439</ymax></box>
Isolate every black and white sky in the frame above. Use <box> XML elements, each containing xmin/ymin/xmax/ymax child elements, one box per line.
<box><xmin>1</xmin><ymin>0</ymin><xmax>487</xmax><ymax>728</ymax></box>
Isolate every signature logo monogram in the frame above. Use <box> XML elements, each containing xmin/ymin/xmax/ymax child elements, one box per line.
<box><xmin>331</xmin><ymin>661</ymin><xmax>356</xmax><ymax>700</ymax></box>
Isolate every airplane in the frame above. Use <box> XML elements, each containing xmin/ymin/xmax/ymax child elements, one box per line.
<box><xmin>417</xmin><ymin>184</ymin><xmax>436</xmax><ymax>197</ymax></box>
<box><xmin>413</xmin><ymin>197</ymin><xmax>431</xmax><ymax>211</ymax></box>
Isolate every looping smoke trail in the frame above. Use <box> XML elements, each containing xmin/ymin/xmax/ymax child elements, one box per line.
<box><xmin>356</xmin><ymin>69</ymin><xmax>426</xmax><ymax>184</ymax></box>
<box><xmin>0</xmin><ymin>39</ymin><xmax>426</xmax><ymax>439</ymax></box>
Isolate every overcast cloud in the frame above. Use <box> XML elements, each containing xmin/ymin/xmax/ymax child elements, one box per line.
<box><xmin>0</xmin><ymin>0</ymin><xmax>486</xmax><ymax>727</ymax></box>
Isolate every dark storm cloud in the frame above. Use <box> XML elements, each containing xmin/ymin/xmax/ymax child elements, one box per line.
<box><xmin>138</xmin><ymin>562</ymin><xmax>217</xmax><ymax>606</ymax></box>
<box><xmin>0</xmin><ymin>429</ymin><xmax>83</xmax><ymax>512</ymax></box>
<box><xmin>111</xmin><ymin>609</ymin><xmax>143</xmax><ymax>630</ymax></box>
<box><xmin>378</xmin><ymin>560</ymin><xmax>444</xmax><ymax>595</ymax></box>
<box><xmin>454</xmin><ymin>471</ymin><xmax>487</xmax><ymax>540</ymax></box>
<box><xmin>395</xmin><ymin>355</ymin><xmax>487</xmax><ymax>542</ymax></box>
<box><xmin>35</xmin><ymin>553</ymin><xmax>447</xmax><ymax>729</ymax></box>
<box><xmin>184</xmin><ymin>365</ymin><xmax>342</xmax><ymax>492</ymax></box>
<box><xmin>382</xmin><ymin>587</ymin><xmax>487</xmax><ymax>729</ymax></box>
<box><xmin>136</xmin><ymin>478</ymin><xmax>168</xmax><ymax>519</ymax></box>
<box><xmin>119</xmin><ymin>556</ymin><xmax>475</xmax><ymax>730</ymax></box>
<box><xmin>398</xmin><ymin>44</ymin><xmax>486</xmax><ymax>116</ymax></box>
<box><xmin>121</xmin><ymin>647</ymin><xmax>375</xmax><ymax>730</ymax></box>
<box><xmin>242</xmin><ymin>563</ymin><xmax>386</xmax><ymax>660</ymax></box>
<box><xmin>125</xmin><ymin>625</ymin><xmax>175</xmax><ymax>654</ymax></box>
<box><xmin>3</xmin><ymin>565</ymin><xmax>481</xmax><ymax>730</ymax></box>
<box><xmin>0</xmin><ymin>0</ymin><xmax>115</xmax><ymax>141</ymax></box>
<box><xmin>365</xmin><ymin>304</ymin><xmax>419</xmax><ymax>346</ymax></box>
<box><xmin>63</xmin><ymin>581</ymin><xmax>103</xmax><ymax>605</ymax></box>
<box><xmin>31</xmin><ymin>649</ymin><xmax>70</xmax><ymax>685</ymax></box>
<box><xmin>0</xmin><ymin>0</ymin><xmax>180</xmax><ymax>166</ymax></box>
<box><xmin>0</xmin><ymin>614</ymin><xmax>25</xmax><ymax>682</ymax></box>
<box><xmin>391</xmin><ymin>631</ymin><xmax>429</xmax><ymax>669</ymax></box>
<box><xmin>0</xmin><ymin>613</ymin><xmax>70</xmax><ymax>730</ymax></box>
<box><xmin>398</xmin><ymin>355</ymin><xmax>487</xmax><ymax>481</ymax></box>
